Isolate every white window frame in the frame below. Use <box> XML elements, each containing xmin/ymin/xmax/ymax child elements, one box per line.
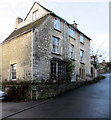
<box><xmin>51</xmin><ymin>61</ymin><xmax>65</xmax><ymax>78</ymax></box>
<box><xmin>80</xmin><ymin>34</ymin><xmax>84</xmax><ymax>43</ymax></box>
<box><xmin>11</xmin><ymin>64</ymin><xmax>17</xmax><ymax>80</ymax></box>
<box><xmin>52</xmin><ymin>36</ymin><xmax>60</xmax><ymax>54</ymax></box>
<box><xmin>54</xmin><ymin>18</ymin><xmax>61</xmax><ymax>30</ymax></box>
<box><xmin>32</xmin><ymin>10</ymin><xmax>38</xmax><ymax>21</ymax></box>
<box><xmin>69</xmin><ymin>27</ymin><xmax>75</xmax><ymax>38</ymax></box>
<box><xmin>70</xmin><ymin>44</ymin><xmax>74</xmax><ymax>59</ymax></box>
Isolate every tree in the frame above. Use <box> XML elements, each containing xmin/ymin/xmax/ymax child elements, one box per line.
<box><xmin>90</xmin><ymin>43</ymin><xmax>108</xmax><ymax>69</ymax></box>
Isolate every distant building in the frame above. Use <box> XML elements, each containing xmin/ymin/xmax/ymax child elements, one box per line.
<box><xmin>98</xmin><ymin>62</ymin><xmax>109</xmax><ymax>74</ymax></box>
<box><xmin>0</xmin><ymin>2</ymin><xmax>95</xmax><ymax>82</ymax></box>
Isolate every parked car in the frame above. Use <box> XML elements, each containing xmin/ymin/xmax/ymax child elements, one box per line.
<box><xmin>0</xmin><ymin>90</ymin><xmax>6</xmax><ymax>100</ymax></box>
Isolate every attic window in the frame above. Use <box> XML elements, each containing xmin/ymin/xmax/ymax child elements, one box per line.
<box><xmin>54</xmin><ymin>18</ymin><xmax>61</xmax><ymax>31</ymax></box>
<box><xmin>32</xmin><ymin>10</ymin><xmax>38</xmax><ymax>21</ymax></box>
<box><xmin>80</xmin><ymin>34</ymin><xmax>84</xmax><ymax>43</ymax></box>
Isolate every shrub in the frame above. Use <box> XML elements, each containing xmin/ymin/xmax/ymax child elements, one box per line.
<box><xmin>64</xmin><ymin>58</ymin><xmax>75</xmax><ymax>82</ymax></box>
<box><xmin>6</xmin><ymin>84</ymin><xmax>30</xmax><ymax>101</ymax></box>
<box><xmin>97</xmin><ymin>75</ymin><xmax>105</xmax><ymax>80</ymax></box>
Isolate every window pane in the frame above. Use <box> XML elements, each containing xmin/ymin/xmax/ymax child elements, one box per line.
<box><xmin>69</xmin><ymin>28</ymin><xmax>75</xmax><ymax>38</ymax></box>
<box><xmin>80</xmin><ymin>35</ymin><xmax>84</xmax><ymax>43</ymax></box>
<box><xmin>51</xmin><ymin>62</ymin><xmax>56</xmax><ymax>74</ymax></box>
<box><xmin>70</xmin><ymin>44</ymin><xmax>74</xmax><ymax>59</ymax></box>
<box><xmin>11</xmin><ymin>64</ymin><xmax>16</xmax><ymax>80</ymax></box>
<box><xmin>54</xmin><ymin>18</ymin><xmax>60</xmax><ymax>30</ymax></box>
<box><xmin>80</xmin><ymin>50</ymin><xmax>84</xmax><ymax>62</ymax></box>
<box><xmin>80</xmin><ymin>50</ymin><xmax>83</xmax><ymax>57</ymax></box>
<box><xmin>52</xmin><ymin>36</ymin><xmax>60</xmax><ymax>54</ymax></box>
<box><xmin>32</xmin><ymin>11</ymin><xmax>38</xmax><ymax>21</ymax></box>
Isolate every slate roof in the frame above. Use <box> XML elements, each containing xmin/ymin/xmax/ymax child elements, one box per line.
<box><xmin>3</xmin><ymin>14</ymin><xmax>50</xmax><ymax>43</ymax></box>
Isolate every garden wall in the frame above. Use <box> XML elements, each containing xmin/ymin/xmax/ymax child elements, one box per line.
<box><xmin>1</xmin><ymin>77</ymin><xmax>104</xmax><ymax>101</ymax></box>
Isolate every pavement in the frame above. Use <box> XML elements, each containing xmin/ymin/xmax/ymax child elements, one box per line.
<box><xmin>1</xmin><ymin>73</ymin><xmax>110</xmax><ymax>119</ymax></box>
<box><xmin>1</xmin><ymin>99</ymin><xmax>50</xmax><ymax>119</ymax></box>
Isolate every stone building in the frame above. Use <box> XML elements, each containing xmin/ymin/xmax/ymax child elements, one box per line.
<box><xmin>0</xmin><ymin>2</ymin><xmax>93</xmax><ymax>82</ymax></box>
<box><xmin>0</xmin><ymin>44</ymin><xmax>2</xmax><ymax>81</ymax></box>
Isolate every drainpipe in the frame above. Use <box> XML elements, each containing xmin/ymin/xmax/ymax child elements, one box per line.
<box><xmin>31</xmin><ymin>28</ymin><xmax>35</xmax><ymax>82</ymax></box>
<box><xmin>63</xmin><ymin>21</ymin><xmax>67</xmax><ymax>58</ymax></box>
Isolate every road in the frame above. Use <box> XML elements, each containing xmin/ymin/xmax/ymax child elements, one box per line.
<box><xmin>5</xmin><ymin>73</ymin><xmax>110</xmax><ymax>119</ymax></box>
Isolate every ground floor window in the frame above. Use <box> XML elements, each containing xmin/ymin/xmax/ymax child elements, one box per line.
<box><xmin>11</xmin><ymin>64</ymin><xmax>17</xmax><ymax>80</ymax></box>
<box><xmin>79</xmin><ymin>68</ymin><xmax>85</xmax><ymax>80</ymax></box>
<box><xmin>51</xmin><ymin>59</ymin><xmax>66</xmax><ymax>81</ymax></box>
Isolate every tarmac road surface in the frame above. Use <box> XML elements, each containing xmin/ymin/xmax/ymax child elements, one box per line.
<box><xmin>3</xmin><ymin>73</ymin><xmax>110</xmax><ymax>119</ymax></box>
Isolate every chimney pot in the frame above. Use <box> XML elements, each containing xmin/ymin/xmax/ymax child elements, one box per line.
<box><xmin>73</xmin><ymin>21</ymin><xmax>77</xmax><ymax>28</ymax></box>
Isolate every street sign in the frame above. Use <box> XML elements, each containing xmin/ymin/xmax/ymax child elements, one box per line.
<box><xmin>30</xmin><ymin>85</ymin><xmax>38</xmax><ymax>91</ymax></box>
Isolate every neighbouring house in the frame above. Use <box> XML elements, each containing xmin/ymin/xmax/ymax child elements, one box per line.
<box><xmin>0</xmin><ymin>2</ymin><xmax>95</xmax><ymax>83</ymax></box>
<box><xmin>90</xmin><ymin>55</ymin><xmax>98</xmax><ymax>79</ymax></box>
<box><xmin>0</xmin><ymin>44</ymin><xmax>2</xmax><ymax>81</ymax></box>
<box><xmin>98</xmin><ymin>62</ymin><xmax>110</xmax><ymax>74</ymax></box>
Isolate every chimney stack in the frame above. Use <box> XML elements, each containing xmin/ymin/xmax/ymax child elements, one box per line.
<box><xmin>15</xmin><ymin>17</ymin><xmax>23</xmax><ymax>29</ymax></box>
<box><xmin>73</xmin><ymin>21</ymin><xmax>77</xmax><ymax>28</ymax></box>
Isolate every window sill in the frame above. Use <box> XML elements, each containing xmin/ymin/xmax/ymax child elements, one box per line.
<box><xmin>54</xmin><ymin>28</ymin><xmax>61</xmax><ymax>32</ymax></box>
<box><xmin>80</xmin><ymin>62</ymin><xmax>85</xmax><ymax>65</ymax></box>
<box><xmin>70</xmin><ymin>58</ymin><xmax>76</xmax><ymax>61</ymax></box>
<box><xmin>80</xmin><ymin>42</ymin><xmax>84</xmax><ymax>45</ymax></box>
<box><xmin>52</xmin><ymin>52</ymin><xmax>61</xmax><ymax>56</ymax></box>
<box><xmin>69</xmin><ymin>35</ymin><xmax>76</xmax><ymax>40</ymax></box>
<box><xmin>11</xmin><ymin>79</ymin><xmax>16</xmax><ymax>81</ymax></box>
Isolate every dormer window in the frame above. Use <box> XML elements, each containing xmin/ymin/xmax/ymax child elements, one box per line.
<box><xmin>32</xmin><ymin>10</ymin><xmax>38</xmax><ymax>21</ymax></box>
<box><xmin>54</xmin><ymin>18</ymin><xmax>60</xmax><ymax>31</ymax></box>
<box><xmin>69</xmin><ymin>27</ymin><xmax>75</xmax><ymax>38</ymax></box>
<box><xmin>80</xmin><ymin>34</ymin><xmax>84</xmax><ymax>43</ymax></box>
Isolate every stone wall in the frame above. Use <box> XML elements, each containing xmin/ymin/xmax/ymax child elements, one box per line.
<box><xmin>2</xmin><ymin>32</ymin><xmax>33</xmax><ymax>81</ymax></box>
<box><xmin>33</xmin><ymin>15</ymin><xmax>53</xmax><ymax>81</ymax></box>
<box><xmin>0</xmin><ymin>44</ymin><xmax>2</xmax><ymax>81</ymax></box>
<box><xmin>32</xmin><ymin>14</ymin><xmax>92</xmax><ymax>82</ymax></box>
<box><xmin>1</xmin><ymin>79</ymin><xmax>100</xmax><ymax>101</ymax></box>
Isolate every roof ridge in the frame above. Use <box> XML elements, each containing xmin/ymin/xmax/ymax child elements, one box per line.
<box><xmin>24</xmin><ymin>2</ymin><xmax>51</xmax><ymax>21</ymax></box>
<box><xmin>17</xmin><ymin>13</ymin><xmax>50</xmax><ymax>31</ymax></box>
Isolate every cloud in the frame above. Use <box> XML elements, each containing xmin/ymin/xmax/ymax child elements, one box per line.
<box><xmin>91</xmin><ymin>33</ymin><xmax>109</xmax><ymax>61</ymax></box>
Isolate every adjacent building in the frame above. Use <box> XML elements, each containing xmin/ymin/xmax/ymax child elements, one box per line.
<box><xmin>0</xmin><ymin>2</ymin><xmax>94</xmax><ymax>82</ymax></box>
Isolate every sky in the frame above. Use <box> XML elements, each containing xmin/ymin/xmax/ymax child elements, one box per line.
<box><xmin>0</xmin><ymin>0</ymin><xmax>109</xmax><ymax>61</ymax></box>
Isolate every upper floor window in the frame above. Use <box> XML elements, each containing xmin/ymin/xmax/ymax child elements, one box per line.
<box><xmin>52</xmin><ymin>36</ymin><xmax>60</xmax><ymax>54</ymax></box>
<box><xmin>11</xmin><ymin>64</ymin><xmax>17</xmax><ymax>80</ymax></box>
<box><xmin>69</xmin><ymin>27</ymin><xmax>75</xmax><ymax>38</ymax></box>
<box><xmin>80</xmin><ymin>34</ymin><xmax>84</xmax><ymax>43</ymax></box>
<box><xmin>80</xmin><ymin>49</ymin><xmax>84</xmax><ymax>63</ymax></box>
<box><xmin>32</xmin><ymin>10</ymin><xmax>38</xmax><ymax>21</ymax></box>
<box><xmin>70</xmin><ymin>44</ymin><xmax>74</xmax><ymax>59</ymax></box>
<box><xmin>54</xmin><ymin>18</ymin><xmax>61</xmax><ymax>31</ymax></box>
